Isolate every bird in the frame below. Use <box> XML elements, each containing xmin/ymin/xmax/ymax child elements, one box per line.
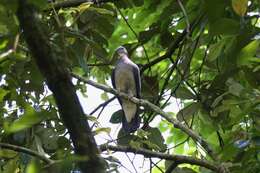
<box><xmin>111</xmin><ymin>46</ymin><xmax>141</xmax><ymax>133</ymax></box>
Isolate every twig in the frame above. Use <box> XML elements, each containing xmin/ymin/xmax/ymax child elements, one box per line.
<box><xmin>144</xmin><ymin>44</ymin><xmax>183</xmax><ymax>126</ymax></box>
<box><xmin>198</xmin><ymin>41</ymin><xmax>211</xmax><ymax>86</ymax></box>
<box><xmin>125</xmin><ymin>153</ymin><xmax>138</xmax><ymax>173</ymax></box>
<box><xmin>116</xmin><ymin>7</ymin><xmax>150</xmax><ymax>67</ymax></box>
<box><xmin>140</xmin><ymin>14</ymin><xmax>204</xmax><ymax>73</ymax></box>
<box><xmin>87</xmin><ymin>63</ymin><xmax>111</xmax><ymax>66</ymax></box>
<box><xmin>46</xmin><ymin>0</ymin><xmax>112</xmax><ymax>10</ymax></box>
<box><xmin>71</xmin><ymin>73</ymin><xmax>216</xmax><ymax>159</ymax></box>
<box><xmin>177</xmin><ymin>0</ymin><xmax>190</xmax><ymax>34</ymax></box>
<box><xmin>89</xmin><ymin>96</ymin><xmax>116</xmax><ymax>115</ymax></box>
<box><xmin>0</xmin><ymin>142</ymin><xmax>54</xmax><ymax>164</ymax></box>
<box><xmin>99</xmin><ymin>144</ymin><xmax>219</xmax><ymax>172</ymax></box>
<box><xmin>151</xmin><ymin>160</ymin><xmax>164</xmax><ymax>173</ymax></box>
<box><xmin>0</xmin><ymin>33</ymin><xmax>20</xmax><ymax>63</ymax></box>
<box><xmin>140</xmin><ymin>29</ymin><xmax>187</xmax><ymax>73</ymax></box>
<box><xmin>0</xmin><ymin>49</ymin><xmax>14</xmax><ymax>62</ymax></box>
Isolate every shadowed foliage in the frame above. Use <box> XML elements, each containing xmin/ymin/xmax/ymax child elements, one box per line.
<box><xmin>0</xmin><ymin>0</ymin><xmax>259</xmax><ymax>172</ymax></box>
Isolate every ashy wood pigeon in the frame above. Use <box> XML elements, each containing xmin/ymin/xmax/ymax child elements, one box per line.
<box><xmin>111</xmin><ymin>46</ymin><xmax>141</xmax><ymax>133</ymax></box>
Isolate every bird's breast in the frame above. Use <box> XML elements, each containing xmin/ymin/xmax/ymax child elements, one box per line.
<box><xmin>114</xmin><ymin>64</ymin><xmax>136</xmax><ymax>96</ymax></box>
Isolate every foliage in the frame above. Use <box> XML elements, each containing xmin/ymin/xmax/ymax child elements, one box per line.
<box><xmin>0</xmin><ymin>0</ymin><xmax>260</xmax><ymax>172</ymax></box>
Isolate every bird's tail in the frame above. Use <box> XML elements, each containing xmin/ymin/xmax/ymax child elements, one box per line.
<box><xmin>122</xmin><ymin>112</ymin><xmax>140</xmax><ymax>133</ymax></box>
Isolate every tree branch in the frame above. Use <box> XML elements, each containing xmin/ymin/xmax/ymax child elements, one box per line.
<box><xmin>0</xmin><ymin>142</ymin><xmax>53</xmax><ymax>164</ymax></box>
<box><xmin>140</xmin><ymin>29</ymin><xmax>187</xmax><ymax>73</ymax></box>
<box><xmin>99</xmin><ymin>144</ymin><xmax>219</xmax><ymax>172</ymax></box>
<box><xmin>47</xmin><ymin>0</ymin><xmax>112</xmax><ymax>10</ymax></box>
<box><xmin>71</xmin><ymin>73</ymin><xmax>216</xmax><ymax>160</ymax></box>
<box><xmin>116</xmin><ymin>7</ymin><xmax>150</xmax><ymax>66</ymax></box>
<box><xmin>17</xmin><ymin>1</ymin><xmax>105</xmax><ymax>173</ymax></box>
<box><xmin>140</xmin><ymin>14</ymin><xmax>205</xmax><ymax>74</ymax></box>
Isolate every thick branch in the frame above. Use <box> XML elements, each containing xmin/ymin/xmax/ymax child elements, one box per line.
<box><xmin>71</xmin><ymin>73</ymin><xmax>216</xmax><ymax>159</ymax></box>
<box><xmin>0</xmin><ymin>142</ymin><xmax>53</xmax><ymax>164</ymax></box>
<box><xmin>17</xmin><ymin>1</ymin><xmax>105</xmax><ymax>173</ymax></box>
<box><xmin>99</xmin><ymin>144</ymin><xmax>219</xmax><ymax>172</ymax></box>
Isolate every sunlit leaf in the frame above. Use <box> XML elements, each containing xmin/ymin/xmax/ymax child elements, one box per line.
<box><xmin>0</xmin><ymin>88</ymin><xmax>8</xmax><ymax>102</ymax></box>
<box><xmin>101</xmin><ymin>92</ymin><xmax>109</xmax><ymax>100</ymax></box>
<box><xmin>0</xmin><ymin>149</ymin><xmax>17</xmax><ymax>159</ymax></box>
<box><xmin>237</xmin><ymin>40</ymin><xmax>260</xmax><ymax>67</ymax></box>
<box><xmin>232</xmin><ymin>0</ymin><xmax>248</xmax><ymax>16</ymax></box>
<box><xmin>26</xmin><ymin>160</ymin><xmax>40</xmax><ymax>173</ymax></box>
<box><xmin>78</xmin><ymin>2</ymin><xmax>92</xmax><ymax>13</ymax></box>
<box><xmin>94</xmin><ymin>127</ymin><xmax>111</xmax><ymax>135</ymax></box>
<box><xmin>4</xmin><ymin>104</ymin><xmax>51</xmax><ymax>133</ymax></box>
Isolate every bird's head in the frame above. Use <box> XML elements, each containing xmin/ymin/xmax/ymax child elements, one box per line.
<box><xmin>115</xmin><ymin>46</ymin><xmax>128</xmax><ymax>57</ymax></box>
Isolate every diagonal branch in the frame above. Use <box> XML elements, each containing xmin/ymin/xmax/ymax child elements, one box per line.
<box><xmin>140</xmin><ymin>14</ymin><xmax>204</xmax><ymax>74</ymax></box>
<box><xmin>116</xmin><ymin>7</ymin><xmax>150</xmax><ymax>66</ymax></box>
<box><xmin>99</xmin><ymin>144</ymin><xmax>219</xmax><ymax>172</ymax></box>
<box><xmin>0</xmin><ymin>142</ymin><xmax>53</xmax><ymax>164</ymax></box>
<box><xmin>140</xmin><ymin>29</ymin><xmax>187</xmax><ymax>73</ymax></box>
<box><xmin>71</xmin><ymin>73</ymin><xmax>216</xmax><ymax>160</ymax></box>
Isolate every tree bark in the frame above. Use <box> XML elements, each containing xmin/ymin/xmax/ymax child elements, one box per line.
<box><xmin>17</xmin><ymin>1</ymin><xmax>105</xmax><ymax>172</ymax></box>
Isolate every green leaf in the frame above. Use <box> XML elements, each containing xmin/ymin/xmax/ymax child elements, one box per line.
<box><xmin>26</xmin><ymin>159</ymin><xmax>40</xmax><ymax>173</ymax></box>
<box><xmin>0</xmin><ymin>88</ymin><xmax>8</xmax><ymax>102</ymax></box>
<box><xmin>219</xmin><ymin>143</ymin><xmax>239</xmax><ymax>161</ymax></box>
<box><xmin>28</xmin><ymin>0</ymin><xmax>47</xmax><ymax>9</ymax></box>
<box><xmin>232</xmin><ymin>0</ymin><xmax>248</xmax><ymax>16</ymax></box>
<box><xmin>88</xmin><ymin>6</ymin><xmax>114</xmax><ymax>16</ymax></box>
<box><xmin>3</xmin><ymin>158</ymin><xmax>18</xmax><ymax>173</ymax></box>
<box><xmin>252</xmin><ymin>136</ymin><xmax>260</xmax><ymax>146</ymax></box>
<box><xmin>39</xmin><ymin>128</ymin><xmax>59</xmax><ymax>152</ymax></box>
<box><xmin>205</xmin><ymin>0</ymin><xmax>226</xmax><ymax>22</ymax></box>
<box><xmin>0</xmin><ymin>1</ymin><xmax>18</xmax><ymax>12</ymax></box>
<box><xmin>0</xmin><ymin>149</ymin><xmax>17</xmax><ymax>159</ymax></box>
<box><xmin>110</xmin><ymin>110</ymin><xmax>123</xmax><ymax>124</ymax></box>
<box><xmin>226</xmin><ymin>78</ymin><xmax>244</xmax><ymax>96</ymax></box>
<box><xmin>139</xmin><ymin>28</ymin><xmax>158</xmax><ymax>44</ymax></box>
<box><xmin>4</xmin><ymin>104</ymin><xmax>50</xmax><ymax>133</ymax></box>
<box><xmin>142</xmin><ymin>75</ymin><xmax>159</xmax><ymax>102</ymax></box>
<box><xmin>147</xmin><ymin>127</ymin><xmax>167</xmax><ymax>151</ymax></box>
<box><xmin>176</xmin><ymin>102</ymin><xmax>201</xmax><ymax>122</ymax></box>
<box><xmin>166</xmin><ymin>167</ymin><xmax>197</xmax><ymax>173</ymax></box>
<box><xmin>57</xmin><ymin>136</ymin><xmax>71</xmax><ymax>149</ymax></box>
<box><xmin>117</xmin><ymin>128</ymin><xmax>135</xmax><ymax>146</ymax></box>
<box><xmin>237</xmin><ymin>40</ymin><xmax>260</xmax><ymax>67</ymax></box>
<box><xmin>174</xmin><ymin>85</ymin><xmax>196</xmax><ymax>100</ymax></box>
<box><xmin>94</xmin><ymin>127</ymin><xmax>111</xmax><ymax>135</ymax></box>
<box><xmin>72</xmin><ymin>67</ymin><xmax>85</xmax><ymax>76</ymax></box>
<box><xmin>101</xmin><ymin>92</ymin><xmax>109</xmax><ymax>100</ymax></box>
<box><xmin>207</xmin><ymin>41</ymin><xmax>225</xmax><ymax>61</ymax></box>
<box><xmin>209</xmin><ymin>18</ymin><xmax>240</xmax><ymax>36</ymax></box>
<box><xmin>140</xmin><ymin>140</ymin><xmax>160</xmax><ymax>151</ymax></box>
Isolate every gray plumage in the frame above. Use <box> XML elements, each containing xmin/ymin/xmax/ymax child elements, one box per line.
<box><xmin>111</xmin><ymin>46</ymin><xmax>141</xmax><ymax>133</ymax></box>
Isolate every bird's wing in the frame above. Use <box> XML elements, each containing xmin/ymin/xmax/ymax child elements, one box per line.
<box><xmin>111</xmin><ymin>68</ymin><xmax>116</xmax><ymax>89</ymax></box>
<box><xmin>132</xmin><ymin>65</ymin><xmax>141</xmax><ymax>98</ymax></box>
